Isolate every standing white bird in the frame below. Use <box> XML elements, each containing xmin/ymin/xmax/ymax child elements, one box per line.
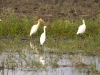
<box><xmin>76</xmin><ymin>20</ymin><xmax>86</xmax><ymax>35</ymax></box>
<box><xmin>30</xmin><ymin>18</ymin><xmax>44</xmax><ymax>36</ymax></box>
<box><xmin>40</xmin><ymin>26</ymin><xmax>47</xmax><ymax>45</ymax></box>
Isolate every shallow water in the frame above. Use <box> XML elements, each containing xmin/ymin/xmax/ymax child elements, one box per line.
<box><xmin>0</xmin><ymin>40</ymin><xmax>100</xmax><ymax>75</ymax></box>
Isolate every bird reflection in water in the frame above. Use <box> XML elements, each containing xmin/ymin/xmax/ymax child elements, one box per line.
<box><xmin>30</xmin><ymin>42</ymin><xmax>45</xmax><ymax>65</ymax></box>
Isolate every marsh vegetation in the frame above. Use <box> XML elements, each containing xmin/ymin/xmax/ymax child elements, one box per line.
<box><xmin>0</xmin><ymin>0</ymin><xmax>100</xmax><ymax>75</ymax></box>
<box><xmin>0</xmin><ymin>39</ymin><xmax>100</xmax><ymax>75</ymax></box>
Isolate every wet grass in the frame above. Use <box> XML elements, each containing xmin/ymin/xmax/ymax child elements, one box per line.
<box><xmin>0</xmin><ymin>29</ymin><xmax>100</xmax><ymax>55</ymax></box>
<box><xmin>45</xmin><ymin>35</ymin><xmax>100</xmax><ymax>56</ymax></box>
<box><xmin>0</xmin><ymin>14</ymin><xmax>100</xmax><ymax>74</ymax></box>
<box><xmin>0</xmin><ymin>39</ymin><xmax>100</xmax><ymax>74</ymax></box>
<box><xmin>1</xmin><ymin>14</ymin><xmax>100</xmax><ymax>54</ymax></box>
<box><xmin>0</xmin><ymin>17</ymin><xmax>100</xmax><ymax>57</ymax></box>
<box><xmin>0</xmin><ymin>1</ymin><xmax>100</xmax><ymax>74</ymax></box>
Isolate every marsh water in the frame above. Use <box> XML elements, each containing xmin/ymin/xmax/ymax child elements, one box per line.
<box><xmin>0</xmin><ymin>39</ymin><xmax>100</xmax><ymax>75</ymax></box>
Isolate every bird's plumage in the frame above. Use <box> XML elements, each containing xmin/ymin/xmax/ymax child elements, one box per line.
<box><xmin>30</xmin><ymin>18</ymin><xmax>44</xmax><ymax>36</ymax></box>
<box><xmin>77</xmin><ymin>20</ymin><xmax>86</xmax><ymax>35</ymax></box>
<box><xmin>40</xmin><ymin>26</ymin><xmax>46</xmax><ymax>45</ymax></box>
<box><xmin>30</xmin><ymin>24</ymin><xmax>38</xmax><ymax>36</ymax></box>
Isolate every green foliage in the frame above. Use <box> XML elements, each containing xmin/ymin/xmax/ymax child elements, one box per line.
<box><xmin>47</xmin><ymin>18</ymin><xmax>100</xmax><ymax>38</ymax></box>
<box><xmin>47</xmin><ymin>19</ymin><xmax>76</xmax><ymax>38</ymax></box>
<box><xmin>0</xmin><ymin>16</ymin><xmax>32</xmax><ymax>37</ymax></box>
<box><xmin>86</xmin><ymin>19</ymin><xmax>100</xmax><ymax>36</ymax></box>
<box><xmin>0</xmin><ymin>15</ymin><xmax>100</xmax><ymax>38</ymax></box>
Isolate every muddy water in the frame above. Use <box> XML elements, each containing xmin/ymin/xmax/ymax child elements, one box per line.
<box><xmin>0</xmin><ymin>40</ymin><xmax>100</xmax><ymax>75</ymax></box>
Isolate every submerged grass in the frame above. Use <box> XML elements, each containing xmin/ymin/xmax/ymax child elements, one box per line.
<box><xmin>0</xmin><ymin>36</ymin><xmax>100</xmax><ymax>74</ymax></box>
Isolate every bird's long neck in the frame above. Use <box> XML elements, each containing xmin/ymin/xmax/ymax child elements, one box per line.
<box><xmin>83</xmin><ymin>23</ymin><xmax>85</xmax><ymax>26</ymax></box>
<box><xmin>83</xmin><ymin>20</ymin><xmax>85</xmax><ymax>24</ymax></box>
<box><xmin>37</xmin><ymin>21</ymin><xmax>41</xmax><ymax>28</ymax></box>
<box><xmin>44</xmin><ymin>27</ymin><xmax>46</xmax><ymax>34</ymax></box>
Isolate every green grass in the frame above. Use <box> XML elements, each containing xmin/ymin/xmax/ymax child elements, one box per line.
<box><xmin>45</xmin><ymin>36</ymin><xmax>100</xmax><ymax>55</ymax></box>
<box><xmin>0</xmin><ymin>14</ymin><xmax>100</xmax><ymax>38</ymax></box>
<box><xmin>0</xmin><ymin>16</ymin><xmax>32</xmax><ymax>37</ymax></box>
<box><xmin>0</xmin><ymin>14</ymin><xmax>100</xmax><ymax>55</ymax></box>
<box><xmin>0</xmin><ymin>1</ymin><xmax>100</xmax><ymax>74</ymax></box>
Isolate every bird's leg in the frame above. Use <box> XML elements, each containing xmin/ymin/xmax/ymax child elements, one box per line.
<box><xmin>79</xmin><ymin>34</ymin><xmax>85</xmax><ymax>39</ymax></box>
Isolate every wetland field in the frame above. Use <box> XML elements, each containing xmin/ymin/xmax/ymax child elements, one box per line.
<box><xmin>0</xmin><ymin>0</ymin><xmax>100</xmax><ymax>75</ymax></box>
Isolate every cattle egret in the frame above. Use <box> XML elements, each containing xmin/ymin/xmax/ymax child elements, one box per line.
<box><xmin>30</xmin><ymin>18</ymin><xmax>44</xmax><ymax>36</ymax></box>
<box><xmin>40</xmin><ymin>26</ymin><xmax>47</xmax><ymax>45</ymax></box>
<box><xmin>77</xmin><ymin>20</ymin><xmax>86</xmax><ymax>35</ymax></box>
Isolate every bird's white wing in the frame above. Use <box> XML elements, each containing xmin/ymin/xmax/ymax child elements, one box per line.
<box><xmin>77</xmin><ymin>24</ymin><xmax>86</xmax><ymax>34</ymax></box>
<box><xmin>78</xmin><ymin>24</ymin><xmax>83</xmax><ymax>30</ymax></box>
<box><xmin>30</xmin><ymin>24</ymin><xmax>38</xmax><ymax>36</ymax></box>
<box><xmin>40</xmin><ymin>33</ymin><xmax>46</xmax><ymax>45</ymax></box>
<box><xmin>77</xmin><ymin>24</ymin><xmax>83</xmax><ymax>34</ymax></box>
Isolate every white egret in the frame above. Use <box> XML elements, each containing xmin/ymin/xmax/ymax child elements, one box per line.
<box><xmin>30</xmin><ymin>18</ymin><xmax>44</xmax><ymax>36</ymax></box>
<box><xmin>76</xmin><ymin>20</ymin><xmax>86</xmax><ymax>35</ymax></box>
<box><xmin>40</xmin><ymin>26</ymin><xmax>47</xmax><ymax>45</ymax></box>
